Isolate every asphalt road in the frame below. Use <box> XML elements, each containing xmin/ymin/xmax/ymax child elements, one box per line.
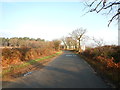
<box><xmin>3</xmin><ymin>51</ymin><xmax>108</xmax><ymax>88</ymax></box>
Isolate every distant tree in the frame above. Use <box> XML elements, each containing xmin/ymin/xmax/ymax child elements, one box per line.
<box><xmin>36</xmin><ymin>38</ymin><xmax>45</xmax><ymax>41</ymax></box>
<box><xmin>17</xmin><ymin>38</ymin><xmax>23</xmax><ymax>46</ymax></box>
<box><xmin>0</xmin><ymin>38</ymin><xmax>2</xmax><ymax>47</ymax></box>
<box><xmin>70</xmin><ymin>38</ymin><xmax>78</xmax><ymax>50</ymax></box>
<box><xmin>61</xmin><ymin>37</ymin><xmax>67</xmax><ymax>50</ymax></box>
<box><xmin>84</xmin><ymin>0</ymin><xmax>120</xmax><ymax>26</ymax></box>
<box><xmin>52</xmin><ymin>39</ymin><xmax>61</xmax><ymax>51</ymax></box>
<box><xmin>92</xmin><ymin>37</ymin><xmax>105</xmax><ymax>47</ymax></box>
<box><xmin>23</xmin><ymin>37</ymin><xmax>30</xmax><ymax>40</ymax></box>
<box><xmin>9</xmin><ymin>38</ymin><xmax>19</xmax><ymax>47</ymax></box>
<box><xmin>5</xmin><ymin>38</ymin><xmax>10</xmax><ymax>46</ymax></box>
<box><xmin>70</xmin><ymin>28</ymin><xmax>87</xmax><ymax>52</ymax></box>
<box><xmin>65</xmin><ymin>37</ymin><xmax>73</xmax><ymax>49</ymax></box>
<box><xmin>1</xmin><ymin>38</ymin><xmax>6</xmax><ymax>46</ymax></box>
<box><xmin>65</xmin><ymin>37</ymin><xmax>77</xmax><ymax>50</ymax></box>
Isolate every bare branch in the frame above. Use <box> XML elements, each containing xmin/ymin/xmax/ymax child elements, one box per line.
<box><xmin>89</xmin><ymin>0</ymin><xmax>97</xmax><ymax>7</ymax></box>
<box><xmin>89</xmin><ymin>1</ymin><xmax>102</xmax><ymax>12</ymax></box>
<box><xmin>83</xmin><ymin>0</ymin><xmax>120</xmax><ymax>26</ymax></box>
<box><xmin>92</xmin><ymin>37</ymin><xmax>105</xmax><ymax>47</ymax></box>
<box><xmin>108</xmin><ymin>11</ymin><xmax>120</xmax><ymax>26</ymax></box>
<box><xmin>104</xmin><ymin>2</ymin><xmax>120</xmax><ymax>9</ymax></box>
<box><xmin>106</xmin><ymin>6</ymin><xmax>113</xmax><ymax>15</ymax></box>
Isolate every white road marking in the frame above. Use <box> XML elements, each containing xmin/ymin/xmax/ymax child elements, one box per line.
<box><xmin>66</xmin><ymin>54</ymin><xmax>77</xmax><ymax>56</ymax></box>
<box><xmin>24</xmin><ymin>72</ymin><xmax>32</xmax><ymax>76</ymax></box>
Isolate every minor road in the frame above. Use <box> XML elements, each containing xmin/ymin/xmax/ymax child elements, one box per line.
<box><xmin>3</xmin><ymin>51</ymin><xmax>108</xmax><ymax>88</ymax></box>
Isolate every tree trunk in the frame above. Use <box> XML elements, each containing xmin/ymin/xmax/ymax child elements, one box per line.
<box><xmin>78</xmin><ymin>39</ymin><xmax>81</xmax><ymax>52</ymax></box>
<box><xmin>64</xmin><ymin>44</ymin><xmax>67</xmax><ymax>50</ymax></box>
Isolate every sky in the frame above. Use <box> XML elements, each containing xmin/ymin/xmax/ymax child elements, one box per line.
<box><xmin>0</xmin><ymin>1</ymin><xmax>118</xmax><ymax>46</ymax></box>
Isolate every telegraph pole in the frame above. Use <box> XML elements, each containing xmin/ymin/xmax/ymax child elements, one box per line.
<box><xmin>118</xmin><ymin>4</ymin><xmax>120</xmax><ymax>46</ymax></box>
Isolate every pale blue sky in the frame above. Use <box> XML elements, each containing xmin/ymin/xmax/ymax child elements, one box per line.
<box><xmin>0</xmin><ymin>2</ymin><xmax>118</xmax><ymax>45</ymax></box>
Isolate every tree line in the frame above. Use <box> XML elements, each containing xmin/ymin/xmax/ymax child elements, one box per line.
<box><xmin>0</xmin><ymin>37</ymin><xmax>44</xmax><ymax>47</ymax></box>
<box><xmin>0</xmin><ymin>37</ymin><xmax>61</xmax><ymax>51</ymax></box>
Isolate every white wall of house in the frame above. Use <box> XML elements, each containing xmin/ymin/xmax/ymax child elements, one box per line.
<box><xmin>81</xmin><ymin>45</ymin><xmax>86</xmax><ymax>51</ymax></box>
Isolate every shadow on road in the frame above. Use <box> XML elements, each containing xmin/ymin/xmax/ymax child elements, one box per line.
<box><xmin>2</xmin><ymin>80</ymin><xmax>47</xmax><ymax>88</ymax></box>
<box><xmin>44</xmin><ymin>66</ymin><xmax>83</xmax><ymax>77</ymax></box>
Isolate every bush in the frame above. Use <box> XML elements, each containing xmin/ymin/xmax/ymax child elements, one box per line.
<box><xmin>83</xmin><ymin>45</ymin><xmax>120</xmax><ymax>63</ymax></box>
<box><xmin>2</xmin><ymin>45</ymin><xmax>56</xmax><ymax>69</ymax></box>
<box><xmin>81</xmin><ymin>45</ymin><xmax>120</xmax><ymax>87</ymax></box>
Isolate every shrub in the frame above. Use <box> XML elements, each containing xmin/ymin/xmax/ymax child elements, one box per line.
<box><xmin>2</xmin><ymin>44</ymin><xmax>57</xmax><ymax>69</ymax></box>
<box><xmin>81</xmin><ymin>45</ymin><xmax>120</xmax><ymax>87</ymax></box>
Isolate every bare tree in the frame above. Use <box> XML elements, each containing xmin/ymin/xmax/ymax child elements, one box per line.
<box><xmin>92</xmin><ymin>37</ymin><xmax>105</xmax><ymax>47</ymax></box>
<box><xmin>69</xmin><ymin>38</ymin><xmax>78</xmax><ymax>50</ymax></box>
<box><xmin>61</xmin><ymin>37</ymin><xmax>67</xmax><ymax>50</ymax></box>
<box><xmin>65</xmin><ymin>37</ymin><xmax>73</xmax><ymax>49</ymax></box>
<box><xmin>61</xmin><ymin>37</ymin><xmax>77</xmax><ymax>50</ymax></box>
<box><xmin>9</xmin><ymin>38</ymin><xmax>19</xmax><ymax>47</ymax></box>
<box><xmin>84</xmin><ymin>0</ymin><xmax>120</xmax><ymax>26</ymax></box>
<box><xmin>52</xmin><ymin>39</ymin><xmax>61</xmax><ymax>51</ymax></box>
<box><xmin>70</xmin><ymin>28</ymin><xmax>87</xmax><ymax>52</ymax></box>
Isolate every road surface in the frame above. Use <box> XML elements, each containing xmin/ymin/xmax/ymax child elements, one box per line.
<box><xmin>3</xmin><ymin>51</ymin><xmax>108</xmax><ymax>88</ymax></box>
